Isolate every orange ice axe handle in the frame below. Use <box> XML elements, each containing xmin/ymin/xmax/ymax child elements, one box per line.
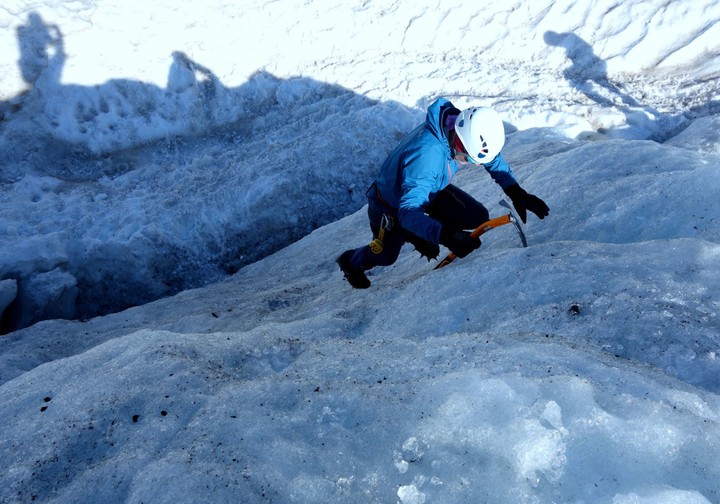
<box><xmin>434</xmin><ymin>214</ymin><xmax>513</xmax><ymax>270</ymax></box>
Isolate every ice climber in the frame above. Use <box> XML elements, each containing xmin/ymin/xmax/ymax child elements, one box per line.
<box><xmin>337</xmin><ymin>97</ymin><xmax>549</xmax><ymax>289</ymax></box>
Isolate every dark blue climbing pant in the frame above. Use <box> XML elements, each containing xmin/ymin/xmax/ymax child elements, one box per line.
<box><xmin>348</xmin><ymin>183</ymin><xmax>489</xmax><ymax>271</ymax></box>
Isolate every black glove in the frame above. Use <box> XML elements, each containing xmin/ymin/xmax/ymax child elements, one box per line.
<box><xmin>504</xmin><ymin>184</ymin><xmax>550</xmax><ymax>224</ymax></box>
<box><xmin>440</xmin><ymin>228</ymin><xmax>481</xmax><ymax>258</ymax></box>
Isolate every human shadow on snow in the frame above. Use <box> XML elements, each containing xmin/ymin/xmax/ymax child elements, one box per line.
<box><xmin>543</xmin><ymin>30</ymin><xmax>720</xmax><ymax>142</ymax></box>
<box><xmin>2</xmin><ymin>13</ymin><xmax>256</xmax><ymax>181</ymax></box>
<box><xmin>544</xmin><ymin>30</ymin><xmax>640</xmax><ymax>109</ymax></box>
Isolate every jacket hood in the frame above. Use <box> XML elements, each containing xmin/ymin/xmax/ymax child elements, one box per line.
<box><xmin>425</xmin><ymin>98</ymin><xmax>460</xmax><ymax>144</ymax></box>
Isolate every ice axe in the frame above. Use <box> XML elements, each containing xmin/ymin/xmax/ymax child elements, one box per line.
<box><xmin>434</xmin><ymin>200</ymin><xmax>527</xmax><ymax>270</ymax></box>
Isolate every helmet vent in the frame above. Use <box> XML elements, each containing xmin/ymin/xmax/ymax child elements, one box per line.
<box><xmin>477</xmin><ymin>135</ymin><xmax>489</xmax><ymax>158</ymax></box>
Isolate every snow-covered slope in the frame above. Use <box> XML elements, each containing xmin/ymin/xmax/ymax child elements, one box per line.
<box><xmin>2</xmin><ymin>122</ymin><xmax>719</xmax><ymax>503</ymax></box>
<box><xmin>1</xmin><ymin>0</ymin><xmax>720</xmax><ymax>502</ymax></box>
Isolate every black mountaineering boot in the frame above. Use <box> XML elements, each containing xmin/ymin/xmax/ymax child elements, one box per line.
<box><xmin>337</xmin><ymin>250</ymin><xmax>371</xmax><ymax>289</ymax></box>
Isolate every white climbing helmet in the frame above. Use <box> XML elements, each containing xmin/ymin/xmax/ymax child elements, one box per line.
<box><xmin>454</xmin><ymin>107</ymin><xmax>506</xmax><ymax>163</ymax></box>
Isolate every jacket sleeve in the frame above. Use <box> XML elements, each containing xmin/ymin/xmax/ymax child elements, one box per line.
<box><xmin>483</xmin><ymin>152</ymin><xmax>517</xmax><ymax>190</ymax></box>
<box><xmin>396</xmin><ymin>148</ymin><xmax>444</xmax><ymax>244</ymax></box>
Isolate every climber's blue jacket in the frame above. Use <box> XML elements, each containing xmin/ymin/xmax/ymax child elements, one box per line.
<box><xmin>375</xmin><ymin>97</ymin><xmax>517</xmax><ymax>243</ymax></box>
